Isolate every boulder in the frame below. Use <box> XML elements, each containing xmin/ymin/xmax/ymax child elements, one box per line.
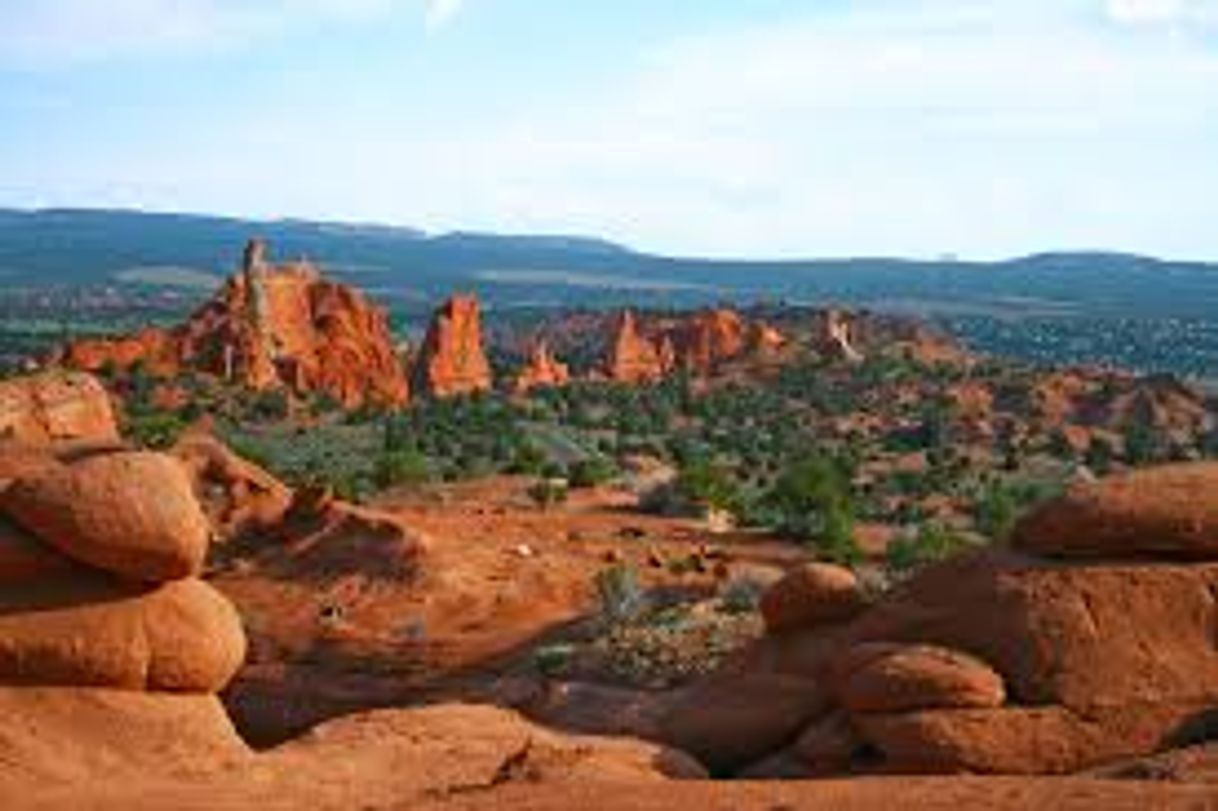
<box><xmin>171</xmin><ymin>432</ymin><xmax>293</xmax><ymax>543</ymax></box>
<box><xmin>837</xmin><ymin>644</ymin><xmax>1006</xmax><ymax>714</ymax></box>
<box><xmin>760</xmin><ymin>563</ymin><xmax>867</xmax><ymax>634</ymax></box>
<box><xmin>855</xmin><ymin>706</ymin><xmax>1116</xmax><ymax>775</ymax></box>
<box><xmin>0</xmin><ymin>574</ymin><xmax>246</xmax><ymax>692</ymax></box>
<box><xmin>0</xmin><ymin>372</ymin><xmax>118</xmax><ymax>445</ymax></box>
<box><xmin>271</xmin><ymin>702</ymin><xmax>706</xmax><ymax>790</ymax></box>
<box><xmin>659</xmin><ymin>673</ymin><xmax>826</xmax><ymax>774</ymax></box>
<box><xmin>0</xmin><ymin>442</ymin><xmax>63</xmax><ymax>491</ymax></box>
<box><xmin>1013</xmin><ymin>463</ymin><xmax>1218</xmax><ymax>559</ymax></box>
<box><xmin>2</xmin><ymin>451</ymin><xmax>210</xmax><ymax>582</ymax></box>
<box><xmin>0</xmin><ymin>516</ymin><xmax>72</xmax><ymax>583</ymax></box>
<box><xmin>0</xmin><ymin>687</ymin><xmax>249</xmax><ymax>783</ymax></box>
<box><xmin>826</xmin><ymin>548</ymin><xmax>1218</xmax><ymax>773</ymax></box>
<box><xmin>792</xmin><ymin>711</ymin><xmax>864</xmax><ymax>773</ymax></box>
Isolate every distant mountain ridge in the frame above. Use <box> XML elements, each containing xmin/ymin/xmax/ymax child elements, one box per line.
<box><xmin>3</xmin><ymin>207</ymin><xmax>1218</xmax><ymax>320</ymax></box>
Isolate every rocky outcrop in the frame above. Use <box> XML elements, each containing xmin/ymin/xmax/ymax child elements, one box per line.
<box><xmin>747</xmin><ymin>321</ymin><xmax>786</xmax><ymax>355</ymax></box>
<box><xmin>1012</xmin><ymin>463</ymin><xmax>1218</xmax><ymax>559</ymax></box>
<box><xmin>171</xmin><ymin>431</ymin><xmax>294</xmax><ymax>544</ymax></box>
<box><xmin>60</xmin><ymin>240</ymin><xmax>409</xmax><ymax>409</ymax></box>
<box><xmin>670</xmin><ymin>309</ymin><xmax>747</xmax><ymax>376</ymax></box>
<box><xmin>607</xmin><ymin>310</ymin><xmax>666</xmax><ymax>385</ymax></box>
<box><xmin>413</xmin><ymin>295</ymin><xmax>492</xmax><ymax>398</ymax></box>
<box><xmin>816</xmin><ymin>310</ymin><xmax>864</xmax><ymax>363</ymax></box>
<box><xmin>514</xmin><ymin>340</ymin><xmax>571</xmax><ymax>394</ymax></box>
<box><xmin>606</xmin><ymin>308</ymin><xmax>784</xmax><ymax>383</ymax></box>
<box><xmin>659</xmin><ymin>461</ymin><xmax>1218</xmax><ymax>778</ymax></box>
<box><xmin>0</xmin><ymin>372</ymin><xmax>118</xmax><ymax>444</ymax></box>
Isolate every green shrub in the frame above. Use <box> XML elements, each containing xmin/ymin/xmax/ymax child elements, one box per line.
<box><xmin>374</xmin><ymin>449</ymin><xmax>431</xmax><ymax>488</ymax></box>
<box><xmin>718</xmin><ymin>576</ymin><xmax>765</xmax><ymax>615</ymax></box>
<box><xmin>887</xmin><ymin>522</ymin><xmax>971</xmax><ymax>572</ymax></box>
<box><xmin>124</xmin><ymin>410</ymin><xmax>188</xmax><ymax>450</ymax></box>
<box><xmin>595</xmin><ymin>564</ymin><xmax>647</xmax><ymax>627</ymax></box>
<box><xmin>568</xmin><ymin>457</ymin><xmax>617</xmax><ymax>489</ymax></box>
<box><xmin>528</xmin><ymin>478</ymin><xmax>569</xmax><ymax>510</ymax></box>
<box><xmin>533</xmin><ymin>643</ymin><xmax>576</xmax><ymax>677</ymax></box>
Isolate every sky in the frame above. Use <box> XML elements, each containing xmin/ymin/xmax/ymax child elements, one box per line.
<box><xmin>1</xmin><ymin>0</ymin><xmax>1217</xmax><ymax>260</ymax></box>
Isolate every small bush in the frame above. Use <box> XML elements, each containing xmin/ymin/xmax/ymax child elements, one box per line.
<box><xmin>718</xmin><ymin>576</ymin><xmax>766</xmax><ymax>615</ymax></box>
<box><xmin>533</xmin><ymin>643</ymin><xmax>576</xmax><ymax>677</ymax></box>
<box><xmin>887</xmin><ymin>522</ymin><xmax>970</xmax><ymax>572</ymax></box>
<box><xmin>124</xmin><ymin>410</ymin><xmax>188</xmax><ymax>450</ymax></box>
<box><xmin>568</xmin><ymin>457</ymin><xmax>617</xmax><ymax>489</ymax></box>
<box><xmin>374</xmin><ymin>449</ymin><xmax>431</xmax><ymax>488</ymax></box>
<box><xmin>528</xmin><ymin>478</ymin><xmax>569</xmax><ymax>510</ymax></box>
<box><xmin>595</xmin><ymin>564</ymin><xmax>647</xmax><ymax>627</ymax></box>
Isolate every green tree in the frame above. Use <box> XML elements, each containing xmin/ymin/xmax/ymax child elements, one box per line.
<box><xmin>768</xmin><ymin>455</ymin><xmax>860</xmax><ymax>564</ymax></box>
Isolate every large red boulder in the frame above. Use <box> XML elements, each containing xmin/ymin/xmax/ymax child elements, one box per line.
<box><xmin>0</xmin><ymin>517</ymin><xmax>72</xmax><ymax>584</ymax></box>
<box><xmin>658</xmin><ymin>673</ymin><xmax>826</xmax><ymax>773</ymax></box>
<box><xmin>1013</xmin><ymin>463</ymin><xmax>1218</xmax><ymax>559</ymax></box>
<box><xmin>2</xmin><ymin>451</ymin><xmax>210</xmax><ymax>582</ymax></box>
<box><xmin>836</xmin><ymin>643</ymin><xmax>1006</xmax><ymax>714</ymax></box>
<box><xmin>0</xmin><ymin>687</ymin><xmax>250</xmax><ymax>783</ymax></box>
<box><xmin>0</xmin><ymin>372</ymin><xmax>118</xmax><ymax>445</ymax></box>
<box><xmin>0</xmin><ymin>574</ymin><xmax>246</xmax><ymax>692</ymax></box>
<box><xmin>760</xmin><ymin>563</ymin><xmax>867</xmax><ymax>634</ymax></box>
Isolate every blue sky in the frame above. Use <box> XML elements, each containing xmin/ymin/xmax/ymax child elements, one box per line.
<box><xmin>1</xmin><ymin>0</ymin><xmax>1217</xmax><ymax>259</ymax></box>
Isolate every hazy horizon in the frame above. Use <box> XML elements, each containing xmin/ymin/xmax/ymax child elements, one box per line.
<box><xmin>2</xmin><ymin>0</ymin><xmax>1217</xmax><ymax>261</ymax></box>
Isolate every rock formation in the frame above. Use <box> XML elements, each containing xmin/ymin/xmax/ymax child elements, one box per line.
<box><xmin>660</xmin><ymin>461</ymin><xmax>1218</xmax><ymax>778</ymax></box>
<box><xmin>670</xmin><ymin>309</ymin><xmax>747</xmax><ymax>376</ymax></box>
<box><xmin>0</xmin><ymin>446</ymin><xmax>246</xmax><ymax>695</ymax></box>
<box><xmin>816</xmin><ymin>310</ymin><xmax>864</xmax><ymax>363</ymax></box>
<box><xmin>747</xmin><ymin>321</ymin><xmax>787</xmax><ymax>355</ymax></box>
<box><xmin>604</xmin><ymin>308</ymin><xmax>791</xmax><ymax>384</ymax></box>
<box><xmin>60</xmin><ymin>240</ymin><xmax>409</xmax><ymax>409</ymax></box>
<box><xmin>514</xmin><ymin>340</ymin><xmax>571</xmax><ymax>394</ymax></box>
<box><xmin>413</xmin><ymin>295</ymin><xmax>493</xmax><ymax>398</ymax></box>
<box><xmin>171</xmin><ymin>430</ymin><xmax>294</xmax><ymax>544</ymax></box>
<box><xmin>607</xmin><ymin>310</ymin><xmax>666</xmax><ymax>385</ymax></box>
<box><xmin>0</xmin><ymin>371</ymin><xmax>118</xmax><ymax>445</ymax></box>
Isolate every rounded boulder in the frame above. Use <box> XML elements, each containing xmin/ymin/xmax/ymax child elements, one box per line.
<box><xmin>1</xmin><ymin>451</ymin><xmax>210</xmax><ymax>582</ymax></box>
<box><xmin>1012</xmin><ymin>463</ymin><xmax>1218</xmax><ymax>559</ymax></box>
<box><xmin>0</xmin><ymin>574</ymin><xmax>246</xmax><ymax>692</ymax></box>
<box><xmin>838</xmin><ymin>643</ymin><xmax>1006</xmax><ymax>715</ymax></box>
<box><xmin>760</xmin><ymin>563</ymin><xmax>866</xmax><ymax>634</ymax></box>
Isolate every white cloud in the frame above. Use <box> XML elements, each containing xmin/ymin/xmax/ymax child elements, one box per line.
<box><xmin>1105</xmin><ymin>0</ymin><xmax>1218</xmax><ymax>25</ymax></box>
<box><xmin>424</xmin><ymin>0</ymin><xmax>463</xmax><ymax>32</ymax></box>
<box><xmin>3</xmin><ymin>0</ymin><xmax>1216</xmax><ymax>258</ymax></box>
<box><xmin>0</xmin><ymin>0</ymin><xmax>448</xmax><ymax>69</ymax></box>
<box><xmin>400</xmin><ymin>0</ymin><xmax>1218</xmax><ymax>257</ymax></box>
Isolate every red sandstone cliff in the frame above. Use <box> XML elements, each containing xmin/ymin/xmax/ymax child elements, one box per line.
<box><xmin>606</xmin><ymin>308</ymin><xmax>786</xmax><ymax>383</ymax></box>
<box><xmin>59</xmin><ymin>240</ymin><xmax>409</xmax><ymax>409</ymax></box>
<box><xmin>413</xmin><ymin>295</ymin><xmax>493</xmax><ymax>398</ymax></box>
